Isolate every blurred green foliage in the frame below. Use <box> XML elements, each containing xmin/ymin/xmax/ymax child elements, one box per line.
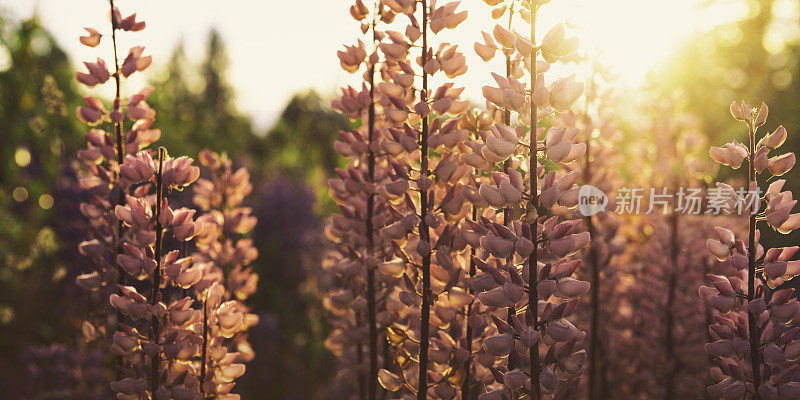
<box><xmin>0</xmin><ymin>14</ymin><xmax>349</xmax><ymax>399</ymax></box>
<box><xmin>660</xmin><ymin>0</ymin><xmax>800</xmax><ymax>254</ymax></box>
<box><xmin>0</xmin><ymin>13</ymin><xmax>84</xmax><ymax>363</ymax></box>
<box><xmin>147</xmin><ymin>29</ymin><xmax>258</xmax><ymax>159</ymax></box>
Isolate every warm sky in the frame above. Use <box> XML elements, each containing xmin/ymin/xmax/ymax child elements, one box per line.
<box><xmin>2</xmin><ymin>0</ymin><xmax>752</xmax><ymax>130</ymax></box>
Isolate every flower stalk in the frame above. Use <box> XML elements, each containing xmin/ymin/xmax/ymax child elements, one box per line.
<box><xmin>366</xmin><ymin>5</ymin><xmax>379</xmax><ymax>399</ymax></box>
<box><xmin>527</xmin><ymin>4</ymin><xmax>541</xmax><ymax>399</ymax></box>
<box><xmin>416</xmin><ymin>1</ymin><xmax>432</xmax><ymax>399</ymax></box>
<box><xmin>149</xmin><ymin>147</ymin><xmax>165</xmax><ymax>393</ymax></box>
<box><xmin>704</xmin><ymin>101</ymin><xmax>800</xmax><ymax>398</ymax></box>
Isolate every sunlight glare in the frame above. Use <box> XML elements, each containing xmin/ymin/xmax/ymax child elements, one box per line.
<box><xmin>554</xmin><ymin>0</ymin><xmax>747</xmax><ymax>86</ymax></box>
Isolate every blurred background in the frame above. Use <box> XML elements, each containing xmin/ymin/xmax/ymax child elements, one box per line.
<box><xmin>0</xmin><ymin>0</ymin><xmax>799</xmax><ymax>398</ymax></box>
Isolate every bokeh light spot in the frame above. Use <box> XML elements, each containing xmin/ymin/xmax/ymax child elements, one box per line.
<box><xmin>0</xmin><ymin>45</ymin><xmax>10</xmax><ymax>73</ymax></box>
<box><xmin>772</xmin><ymin>70</ymin><xmax>792</xmax><ymax>90</ymax></box>
<box><xmin>15</xmin><ymin>147</ymin><xmax>31</xmax><ymax>167</ymax></box>
<box><xmin>38</xmin><ymin>194</ymin><xmax>54</xmax><ymax>210</ymax></box>
<box><xmin>12</xmin><ymin>187</ymin><xmax>28</xmax><ymax>202</ymax></box>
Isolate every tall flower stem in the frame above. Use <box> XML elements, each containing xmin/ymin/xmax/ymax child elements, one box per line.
<box><xmin>665</xmin><ymin>210</ymin><xmax>679</xmax><ymax>400</ymax></box>
<box><xmin>702</xmin><ymin>254</ymin><xmax>714</xmax><ymax>400</ymax></box>
<box><xmin>200</xmin><ymin>292</ymin><xmax>209</xmax><ymax>399</ymax></box>
<box><xmin>109</xmin><ymin>0</ymin><xmax>125</xmax><ymax>225</ymax></box>
<box><xmin>527</xmin><ymin>4</ymin><xmax>541</xmax><ymax>399</ymax></box>
<box><xmin>150</xmin><ymin>147</ymin><xmax>166</xmax><ymax>394</ymax></box>
<box><xmin>503</xmin><ymin>4</ymin><xmax>516</xmax><ymax>374</ymax></box>
<box><xmin>417</xmin><ymin>1</ymin><xmax>431</xmax><ymax>398</ymax></box>
<box><xmin>746</xmin><ymin>122</ymin><xmax>762</xmax><ymax>398</ymax></box>
<box><xmin>462</xmin><ymin>205</ymin><xmax>478</xmax><ymax>400</ymax></box>
<box><xmin>365</xmin><ymin>9</ymin><xmax>379</xmax><ymax>400</ymax></box>
<box><xmin>581</xmin><ymin>61</ymin><xmax>600</xmax><ymax>400</ymax></box>
<box><xmin>585</xmin><ymin>148</ymin><xmax>600</xmax><ymax>400</ymax></box>
<box><xmin>108</xmin><ymin>0</ymin><xmax>127</xmax><ymax>379</ymax></box>
<box><xmin>358</xmin><ymin>336</ymin><xmax>366</xmax><ymax>400</ymax></box>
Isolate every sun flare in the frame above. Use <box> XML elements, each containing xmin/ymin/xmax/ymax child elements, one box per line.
<box><xmin>551</xmin><ymin>0</ymin><xmax>746</xmax><ymax>85</ymax></box>
<box><xmin>453</xmin><ymin>0</ymin><xmax>748</xmax><ymax>104</ymax></box>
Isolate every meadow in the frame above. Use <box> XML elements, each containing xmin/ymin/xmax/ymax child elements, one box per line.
<box><xmin>1</xmin><ymin>0</ymin><xmax>799</xmax><ymax>399</ymax></box>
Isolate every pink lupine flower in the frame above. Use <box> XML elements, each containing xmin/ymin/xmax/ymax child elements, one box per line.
<box><xmin>117</xmin><ymin>243</ymin><xmax>157</xmax><ymax>279</ymax></box>
<box><xmin>710</xmin><ymin>140</ymin><xmax>749</xmax><ymax>169</ymax></box>
<box><xmin>115</xmin><ymin>194</ymin><xmax>152</xmax><ymax>230</ymax></box>
<box><xmin>478</xmin><ymin>173</ymin><xmax>522</xmax><ymax>209</ymax></box>
<box><xmin>159</xmin><ymin>207</ymin><xmax>198</xmax><ymax>241</ymax></box>
<box><xmin>338</xmin><ymin>39</ymin><xmax>367</xmax><ymax>73</ymax></box>
<box><xmin>436</xmin><ymin>43</ymin><xmax>468</xmax><ymax>78</ymax></box>
<box><xmin>127</xmin><ymin>119</ymin><xmax>162</xmax><ymax>153</ymax></box>
<box><xmin>191</xmin><ymin>150</ymin><xmax>259</xmax><ymax>398</ymax></box>
<box><xmin>76</xmin><ymin>96</ymin><xmax>106</xmax><ymax>125</ymax></box>
<box><xmin>475</xmin><ymin>31</ymin><xmax>497</xmax><ymax>61</ymax></box>
<box><xmin>492</xmin><ymin>24</ymin><xmax>516</xmax><ymax>48</ymax></box>
<box><xmin>481</xmin><ymin>124</ymin><xmax>518</xmax><ymax>163</ymax></box>
<box><xmin>429</xmin><ymin>1</ymin><xmax>467</xmax><ymax>33</ymax></box>
<box><xmin>76</xmin><ymin>272</ymin><xmax>103</xmax><ymax>291</ymax></box>
<box><xmin>109</xmin><ymin>286</ymin><xmax>148</xmax><ymax>320</ymax></box>
<box><xmin>120</xmin><ymin>46</ymin><xmax>152</xmax><ymax>77</ymax></box>
<box><xmin>767</xmin><ymin>152</ymin><xmax>796</xmax><ymax>176</ymax></box>
<box><xmin>379</xmin><ymin>41</ymin><xmax>409</xmax><ymax>62</ymax></box>
<box><xmin>763</xmin><ymin>246</ymin><xmax>800</xmax><ymax>287</ymax></box>
<box><xmin>119</xmin><ymin>152</ymin><xmax>155</xmax><ymax>183</ymax></box>
<box><xmin>482</xmin><ymin>72</ymin><xmax>526</xmax><ymax>110</ymax></box>
<box><xmin>541</xmin><ymin>23</ymin><xmax>580</xmax><ymax>62</ymax></box>
<box><xmin>350</xmin><ymin>0</ymin><xmax>369</xmax><ymax>20</ymax></box>
<box><xmin>72</xmin><ymin>3</ymin><xmax>214</xmax><ymax>397</ymax></box>
<box><xmin>764</xmin><ymin>180</ymin><xmax>800</xmax><ymax>233</ymax></box>
<box><xmin>127</xmin><ymin>86</ymin><xmax>156</xmax><ymax>121</ymax></box>
<box><xmin>758</xmin><ymin>125</ymin><xmax>787</xmax><ymax>149</ymax></box>
<box><xmin>75</xmin><ymin>58</ymin><xmax>110</xmax><ymax>87</ymax></box>
<box><xmin>704</xmin><ymin>101</ymin><xmax>800</xmax><ymax>399</ymax></box>
<box><xmin>162</xmin><ymin>156</ymin><xmax>201</xmax><ymax>188</ymax></box>
<box><xmin>79</xmin><ymin>27</ymin><xmax>102</xmax><ymax>47</ymax></box>
<box><xmin>550</xmin><ymin>76</ymin><xmax>585</xmax><ymax>110</ymax></box>
<box><xmin>117</xmin><ymin>12</ymin><xmax>146</xmax><ymax>31</ymax></box>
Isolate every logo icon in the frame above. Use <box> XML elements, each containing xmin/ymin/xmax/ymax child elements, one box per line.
<box><xmin>578</xmin><ymin>184</ymin><xmax>608</xmax><ymax>216</ymax></box>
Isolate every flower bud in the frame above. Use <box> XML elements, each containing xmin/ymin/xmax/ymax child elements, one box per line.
<box><xmin>767</xmin><ymin>153</ymin><xmax>795</xmax><ymax>176</ymax></box>
<box><xmin>492</xmin><ymin>25</ymin><xmax>516</xmax><ymax>48</ymax></box>
<box><xmin>760</xmin><ymin>125</ymin><xmax>787</xmax><ymax>149</ymax></box>
<box><xmin>730</xmin><ymin>101</ymin><xmax>744</xmax><ymax>120</ymax></box>
<box><xmin>755</xmin><ymin>102</ymin><xmax>768</xmax><ymax>126</ymax></box>
<box><xmin>79</xmin><ymin>27</ymin><xmax>102</xmax><ymax>47</ymax></box>
<box><xmin>483</xmin><ymin>334</ymin><xmax>513</xmax><ymax>355</ymax></box>
<box><xmin>120</xmin><ymin>46</ymin><xmax>152</xmax><ymax>78</ymax></box>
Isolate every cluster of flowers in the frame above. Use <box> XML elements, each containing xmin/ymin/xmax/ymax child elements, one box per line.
<box><xmin>21</xmin><ymin>344</ymin><xmax>106</xmax><ymax>399</ymax></box>
<box><xmin>191</xmin><ymin>149</ymin><xmax>259</xmax><ymax>398</ymax></box>
<box><xmin>72</xmin><ymin>2</ymin><xmax>257</xmax><ymax>399</ymax></box>
<box><xmin>326</xmin><ymin>1</ymin><xmax>593</xmax><ymax>399</ymax></box>
<box><xmin>598</xmin><ymin>98</ymin><xmax>730</xmax><ymax>400</ymax></box>
<box><xmin>555</xmin><ymin>66</ymin><xmax>625</xmax><ymax>400</ymax></box>
<box><xmin>108</xmin><ymin>147</ymin><xmax>204</xmax><ymax>399</ymax></box>
<box><xmin>702</xmin><ymin>102</ymin><xmax>800</xmax><ymax>399</ymax></box>
<box><xmin>326</xmin><ymin>1</ymin><xmax>399</xmax><ymax>399</ymax></box>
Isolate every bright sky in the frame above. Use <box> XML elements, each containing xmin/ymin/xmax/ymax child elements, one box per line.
<box><xmin>2</xmin><ymin>0</ymin><xmax>749</xmax><ymax>130</ymax></box>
